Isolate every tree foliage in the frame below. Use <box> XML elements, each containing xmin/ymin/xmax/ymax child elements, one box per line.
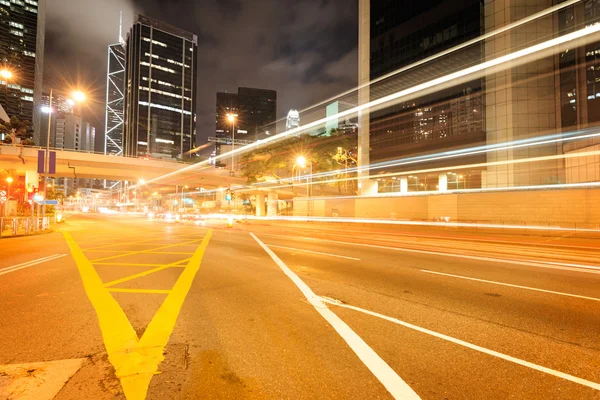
<box><xmin>0</xmin><ymin>116</ymin><xmax>33</xmax><ymax>144</ymax></box>
<box><xmin>240</xmin><ymin>130</ymin><xmax>358</xmax><ymax>193</ymax></box>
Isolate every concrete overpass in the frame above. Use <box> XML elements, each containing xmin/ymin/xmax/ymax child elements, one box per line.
<box><xmin>0</xmin><ymin>145</ymin><xmax>246</xmax><ymax>188</ymax></box>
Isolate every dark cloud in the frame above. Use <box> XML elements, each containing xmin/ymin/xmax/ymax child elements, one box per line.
<box><xmin>45</xmin><ymin>0</ymin><xmax>358</xmax><ymax>148</ymax></box>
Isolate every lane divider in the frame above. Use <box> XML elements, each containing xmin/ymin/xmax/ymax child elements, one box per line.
<box><xmin>319</xmin><ymin>297</ymin><xmax>600</xmax><ymax>392</ymax></box>
<box><xmin>250</xmin><ymin>232</ymin><xmax>420</xmax><ymax>400</ymax></box>
<box><xmin>421</xmin><ymin>270</ymin><xmax>600</xmax><ymax>302</ymax></box>
<box><xmin>0</xmin><ymin>254</ymin><xmax>67</xmax><ymax>277</ymax></box>
<box><xmin>260</xmin><ymin>233</ymin><xmax>600</xmax><ymax>275</ymax></box>
<box><xmin>266</xmin><ymin>244</ymin><xmax>361</xmax><ymax>260</ymax></box>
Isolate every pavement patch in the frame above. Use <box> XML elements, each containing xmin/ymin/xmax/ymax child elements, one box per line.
<box><xmin>0</xmin><ymin>358</ymin><xmax>85</xmax><ymax>400</ymax></box>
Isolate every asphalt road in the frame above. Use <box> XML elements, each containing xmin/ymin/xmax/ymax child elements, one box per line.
<box><xmin>1</xmin><ymin>213</ymin><xmax>599</xmax><ymax>399</ymax></box>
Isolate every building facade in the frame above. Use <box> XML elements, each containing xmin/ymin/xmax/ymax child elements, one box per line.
<box><xmin>105</xmin><ymin>42</ymin><xmax>126</xmax><ymax>156</ymax></box>
<box><xmin>0</xmin><ymin>0</ymin><xmax>45</xmax><ymax>142</ymax></box>
<box><xmin>369</xmin><ymin>0</ymin><xmax>486</xmax><ymax>190</ymax></box>
<box><xmin>214</xmin><ymin>87</ymin><xmax>277</xmax><ymax>159</ymax></box>
<box><xmin>123</xmin><ymin>14</ymin><xmax>198</xmax><ymax>159</ymax></box>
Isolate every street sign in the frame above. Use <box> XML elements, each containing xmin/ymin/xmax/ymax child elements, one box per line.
<box><xmin>35</xmin><ymin>200</ymin><xmax>58</xmax><ymax>205</ymax></box>
<box><xmin>0</xmin><ymin>190</ymin><xmax>6</xmax><ymax>204</ymax></box>
<box><xmin>34</xmin><ymin>194</ymin><xmax>44</xmax><ymax>202</ymax></box>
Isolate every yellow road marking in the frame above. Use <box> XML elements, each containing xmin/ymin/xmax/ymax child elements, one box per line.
<box><xmin>83</xmin><ymin>237</ymin><xmax>167</xmax><ymax>250</ymax></box>
<box><xmin>107</xmin><ymin>288</ymin><xmax>172</xmax><ymax>294</ymax></box>
<box><xmin>89</xmin><ymin>239</ymin><xmax>203</xmax><ymax>262</ymax></box>
<box><xmin>104</xmin><ymin>265</ymin><xmax>175</xmax><ymax>288</ymax></box>
<box><xmin>94</xmin><ymin>263</ymin><xmax>187</xmax><ymax>268</ymax></box>
<box><xmin>64</xmin><ymin>229</ymin><xmax>213</xmax><ymax>400</ymax></box>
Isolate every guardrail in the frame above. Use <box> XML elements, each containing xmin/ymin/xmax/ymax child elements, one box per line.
<box><xmin>0</xmin><ymin>217</ymin><xmax>51</xmax><ymax>238</ymax></box>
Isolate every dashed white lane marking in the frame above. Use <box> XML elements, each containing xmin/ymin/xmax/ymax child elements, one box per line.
<box><xmin>319</xmin><ymin>298</ymin><xmax>600</xmax><ymax>392</ymax></box>
<box><xmin>250</xmin><ymin>233</ymin><xmax>420</xmax><ymax>400</ymax></box>
<box><xmin>421</xmin><ymin>270</ymin><xmax>600</xmax><ymax>302</ymax></box>
<box><xmin>0</xmin><ymin>254</ymin><xmax>67</xmax><ymax>277</ymax></box>
<box><xmin>259</xmin><ymin>233</ymin><xmax>600</xmax><ymax>275</ymax></box>
<box><xmin>266</xmin><ymin>244</ymin><xmax>361</xmax><ymax>260</ymax></box>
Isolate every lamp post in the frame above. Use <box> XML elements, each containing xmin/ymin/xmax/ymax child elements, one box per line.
<box><xmin>42</xmin><ymin>89</ymin><xmax>86</xmax><ymax>224</ymax></box>
<box><xmin>227</xmin><ymin>113</ymin><xmax>237</xmax><ymax>174</ymax></box>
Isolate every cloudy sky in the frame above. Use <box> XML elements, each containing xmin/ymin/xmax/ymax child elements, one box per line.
<box><xmin>44</xmin><ymin>0</ymin><xmax>358</xmax><ymax>148</ymax></box>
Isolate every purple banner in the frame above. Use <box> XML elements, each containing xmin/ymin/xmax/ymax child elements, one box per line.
<box><xmin>37</xmin><ymin>150</ymin><xmax>44</xmax><ymax>174</ymax></box>
<box><xmin>49</xmin><ymin>151</ymin><xmax>56</xmax><ymax>175</ymax></box>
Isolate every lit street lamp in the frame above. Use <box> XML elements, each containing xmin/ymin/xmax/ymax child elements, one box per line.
<box><xmin>1</xmin><ymin>68</ymin><xmax>14</xmax><ymax>103</ymax></box>
<box><xmin>227</xmin><ymin>113</ymin><xmax>238</xmax><ymax>175</ymax></box>
<box><xmin>3</xmin><ymin>176</ymin><xmax>13</xmax><ymax>217</ymax></box>
<box><xmin>42</xmin><ymin>88</ymin><xmax>87</xmax><ymax>223</ymax></box>
<box><xmin>294</xmin><ymin>155</ymin><xmax>312</xmax><ymax>197</ymax></box>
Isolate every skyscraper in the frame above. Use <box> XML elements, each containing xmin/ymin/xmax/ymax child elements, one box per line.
<box><xmin>214</xmin><ymin>87</ymin><xmax>277</xmax><ymax>159</ymax></box>
<box><xmin>105</xmin><ymin>42</ymin><xmax>125</xmax><ymax>155</ymax></box>
<box><xmin>368</xmin><ymin>0</ymin><xmax>485</xmax><ymax>190</ymax></box>
<box><xmin>123</xmin><ymin>14</ymin><xmax>198</xmax><ymax>159</ymax></box>
<box><xmin>0</xmin><ymin>0</ymin><xmax>45</xmax><ymax>142</ymax></box>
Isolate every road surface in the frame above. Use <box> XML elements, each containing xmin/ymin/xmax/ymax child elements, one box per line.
<box><xmin>1</xmin><ymin>214</ymin><xmax>599</xmax><ymax>399</ymax></box>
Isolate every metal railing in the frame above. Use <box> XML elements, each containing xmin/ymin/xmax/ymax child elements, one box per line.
<box><xmin>0</xmin><ymin>217</ymin><xmax>51</xmax><ymax>237</ymax></box>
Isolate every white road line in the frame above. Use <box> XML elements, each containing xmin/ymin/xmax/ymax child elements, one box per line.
<box><xmin>259</xmin><ymin>233</ymin><xmax>600</xmax><ymax>275</ymax></box>
<box><xmin>0</xmin><ymin>254</ymin><xmax>67</xmax><ymax>277</ymax></box>
<box><xmin>320</xmin><ymin>298</ymin><xmax>600</xmax><ymax>392</ymax></box>
<box><xmin>421</xmin><ymin>270</ymin><xmax>600</xmax><ymax>302</ymax></box>
<box><xmin>0</xmin><ymin>254</ymin><xmax>59</xmax><ymax>272</ymax></box>
<box><xmin>250</xmin><ymin>233</ymin><xmax>420</xmax><ymax>400</ymax></box>
<box><xmin>266</xmin><ymin>244</ymin><xmax>360</xmax><ymax>260</ymax></box>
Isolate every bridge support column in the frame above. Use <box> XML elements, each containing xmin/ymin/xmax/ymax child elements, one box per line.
<box><xmin>255</xmin><ymin>194</ymin><xmax>265</xmax><ymax>217</ymax></box>
<box><xmin>267</xmin><ymin>192</ymin><xmax>278</xmax><ymax>217</ymax></box>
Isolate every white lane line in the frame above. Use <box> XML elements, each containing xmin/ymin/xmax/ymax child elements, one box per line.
<box><xmin>0</xmin><ymin>254</ymin><xmax>60</xmax><ymax>272</ymax></box>
<box><xmin>421</xmin><ymin>270</ymin><xmax>600</xmax><ymax>302</ymax></box>
<box><xmin>251</xmin><ymin>233</ymin><xmax>420</xmax><ymax>400</ymax></box>
<box><xmin>259</xmin><ymin>233</ymin><xmax>600</xmax><ymax>275</ymax></box>
<box><xmin>266</xmin><ymin>244</ymin><xmax>360</xmax><ymax>260</ymax></box>
<box><xmin>320</xmin><ymin>298</ymin><xmax>600</xmax><ymax>392</ymax></box>
<box><xmin>0</xmin><ymin>254</ymin><xmax>67</xmax><ymax>277</ymax></box>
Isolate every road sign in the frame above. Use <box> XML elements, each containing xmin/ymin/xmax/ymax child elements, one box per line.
<box><xmin>0</xmin><ymin>190</ymin><xmax>6</xmax><ymax>204</ymax></box>
<box><xmin>35</xmin><ymin>200</ymin><xmax>58</xmax><ymax>205</ymax></box>
<box><xmin>34</xmin><ymin>194</ymin><xmax>44</xmax><ymax>202</ymax></box>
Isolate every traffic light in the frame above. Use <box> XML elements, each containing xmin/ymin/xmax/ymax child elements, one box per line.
<box><xmin>231</xmin><ymin>191</ymin><xmax>235</xmax><ymax>201</ymax></box>
<box><xmin>225</xmin><ymin>188</ymin><xmax>232</xmax><ymax>201</ymax></box>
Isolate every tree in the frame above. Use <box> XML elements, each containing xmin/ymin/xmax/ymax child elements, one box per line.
<box><xmin>240</xmin><ymin>129</ymin><xmax>358</xmax><ymax>194</ymax></box>
<box><xmin>0</xmin><ymin>116</ymin><xmax>34</xmax><ymax>144</ymax></box>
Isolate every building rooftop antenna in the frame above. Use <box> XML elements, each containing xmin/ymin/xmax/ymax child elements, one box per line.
<box><xmin>118</xmin><ymin>11</ymin><xmax>125</xmax><ymax>45</ymax></box>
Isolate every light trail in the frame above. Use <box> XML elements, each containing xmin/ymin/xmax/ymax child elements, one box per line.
<box><xmin>236</xmin><ymin>149</ymin><xmax>600</xmax><ymax>194</ymax></box>
<box><xmin>145</xmin><ymin>20</ymin><xmax>600</xmax><ymax>187</ymax></box>
<box><xmin>253</xmin><ymin>0</ymin><xmax>581</xmax><ymax>134</ymax></box>
<box><xmin>252</xmin><ymin>128</ymin><xmax>600</xmax><ymax>187</ymax></box>
<box><xmin>200</xmin><ymin>214</ymin><xmax>600</xmax><ymax>233</ymax></box>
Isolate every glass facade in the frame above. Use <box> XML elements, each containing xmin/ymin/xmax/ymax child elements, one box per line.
<box><xmin>124</xmin><ymin>14</ymin><xmax>198</xmax><ymax>159</ymax></box>
<box><xmin>369</xmin><ymin>0</ymin><xmax>485</xmax><ymax>174</ymax></box>
<box><xmin>214</xmin><ymin>87</ymin><xmax>276</xmax><ymax>158</ymax></box>
<box><xmin>0</xmin><ymin>0</ymin><xmax>41</xmax><ymax>136</ymax></box>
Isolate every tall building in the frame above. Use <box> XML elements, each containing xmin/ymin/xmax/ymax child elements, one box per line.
<box><xmin>105</xmin><ymin>42</ymin><xmax>126</xmax><ymax>155</ymax></box>
<box><xmin>286</xmin><ymin>109</ymin><xmax>300</xmax><ymax>130</ymax></box>
<box><xmin>0</xmin><ymin>0</ymin><xmax>45</xmax><ymax>142</ymax></box>
<box><xmin>214</xmin><ymin>87</ymin><xmax>277</xmax><ymax>159</ymax></box>
<box><xmin>368</xmin><ymin>0</ymin><xmax>485</xmax><ymax>190</ymax></box>
<box><xmin>123</xmin><ymin>14</ymin><xmax>198</xmax><ymax>159</ymax></box>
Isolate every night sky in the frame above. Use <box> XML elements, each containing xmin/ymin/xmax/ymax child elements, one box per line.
<box><xmin>44</xmin><ymin>0</ymin><xmax>358</xmax><ymax>150</ymax></box>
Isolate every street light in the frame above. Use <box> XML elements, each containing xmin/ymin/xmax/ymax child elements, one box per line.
<box><xmin>43</xmin><ymin>87</ymin><xmax>87</xmax><ymax>224</ymax></box>
<box><xmin>294</xmin><ymin>155</ymin><xmax>312</xmax><ymax>198</ymax></box>
<box><xmin>0</xmin><ymin>69</ymin><xmax>12</xmax><ymax>80</ymax></box>
<box><xmin>227</xmin><ymin>113</ymin><xmax>238</xmax><ymax>174</ymax></box>
<box><xmin>1</xmin><ymin>68</ymin><xmax>13</xmax><ymax>100</ymax></box>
